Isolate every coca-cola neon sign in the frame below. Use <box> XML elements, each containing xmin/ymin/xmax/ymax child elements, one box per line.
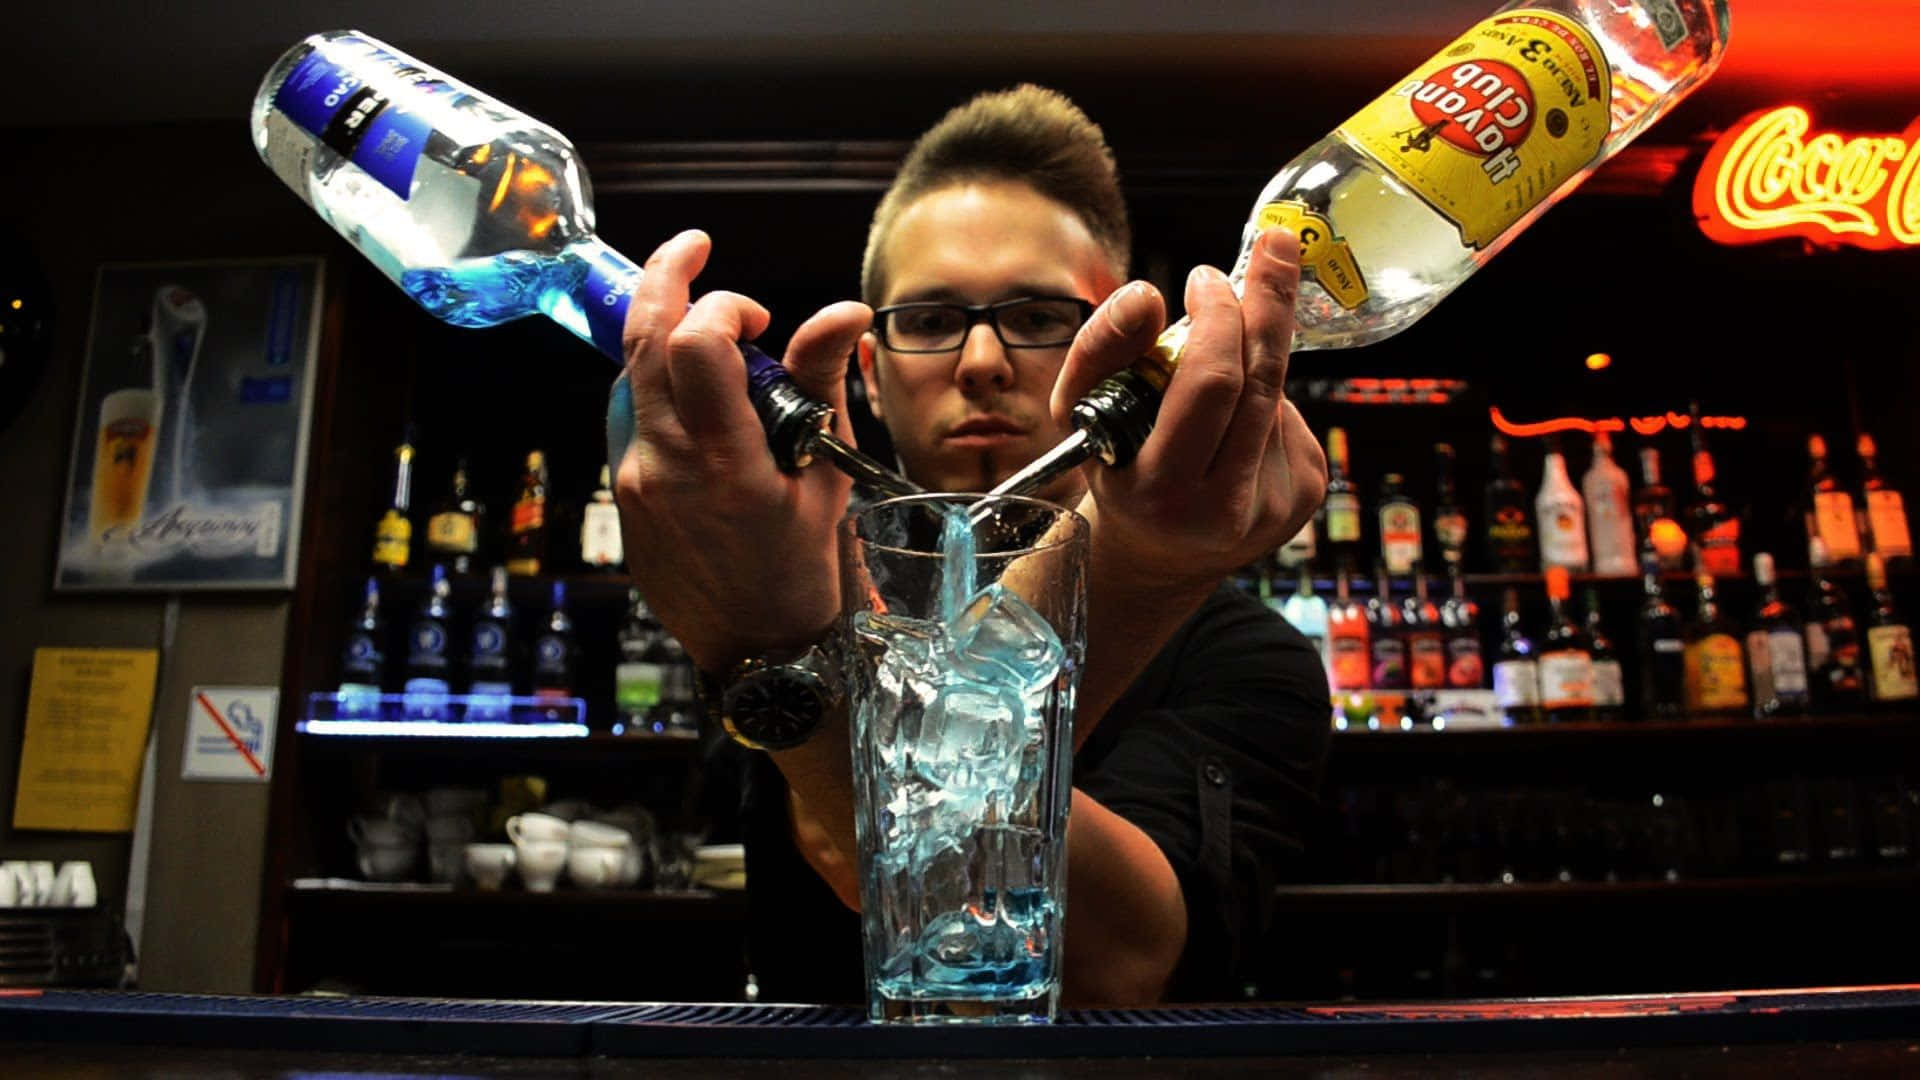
<box><xmin>1694</xmin><ymin>105</ymin><xmax>1920</xmax><ymax>249</ymax></box>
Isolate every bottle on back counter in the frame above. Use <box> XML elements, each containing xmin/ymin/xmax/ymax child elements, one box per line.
<box><xmin>1378</xmin><ymin>472</ymin><xmax>1424</xmax><ymax>577</ymax></box>
<box><xmin>1539</xmin><ymin>566</ymin><xmax>1594</xmax><ymax>722</ymax></box>
<box><xmin>531</xmin><ymin>581</ymin><xmax>576</xmax><ymax>721</ymax></box>
<box><xmin>1328</xmin><ymin>566</ymin><xmax>1372</xmax><ymax>694</ymax></box>
<box><xmin>1440</xmin><ymin>566</ymin><xmax>1485</xmax><ymax>691</ymax></box>
<box><xmin>1432</xmin><ymin>443</ymin><xmax>1469</xmax><ymax>572</ymax></box>
<box><xmin>403</xmin><ymin>564</ymin><xmax>454</xmax><ymax>720</ymax></box>
<box><xmin>1367</xmin><ymin>563</ymin><xmax>1409</xmax><ymax>692</ymax></box>
<box><xmin>1492</xmin><ymin>587</ymin><xmax>1541</xmax><ymax>725</ymax></box>
<box><xmin>371</xmin><ymin>434</ymin><xmax>414</xmax><ymax>575</ymax></box>
<box><xmin>1688</xmin><ymin>410</ymin><xmax>1741</xmax><ymax>577</ymax></box>
<box><xmin>1865</xmin><ymin>553</ymin><xmax>1918</xmax><ymax>704</ymax></box>
<box><xmin>985</xmin><ymin>0</ymin><xmax>1732</xmax><ymax>500</ymax></box>
<box><xmin>1805</xmin><ymin>436</ymin><xmax>1861</xmax><ymax>568</ymax></box>
<box><xmin>1536</xmin><ymin>437</ymin><xmax>1589</xmax><ymax>572</ymax></box>
<box><xmin>1584</xmin><ymin>432</ymin><xmax>1636</xmax><ymax>577</ymax></box>
<box><xmin>1324</xmin><ymin>428</ymin><xmax>1363</xmax><ymax>571</ymax></box>
<box><xmin>1806</xmin><ymin>538</ymin><xmax>1869</xmax><ymax>710</ymax></box>
<box><xmin>1746</xmin><ymin>552</ymin><xmax>1810</xmax><ymax>719</ymax></box>
<box><xmin>1281</xmin><ymin>566</ymin><xmax>1331</xmax><ymax>676</ymax></box>
<box><xmin>1485</xmin><ymin>433</ymin><xmax>1535</xmax><ymax>574</ymax></box>
<box><xmin>615</xmin><ymin>589</ymin><xmax>668</xmax><ymax>736</ymax></box>
<box><xmin>580</xmin><ymin>464</ymin><xmax>624</xmax><ymax>571</ymax></box>
<box><xmin>1633</xmin><ymin>446</ymin><xmax>1686</xmax><ymax>571</ymax></box>
<box><xmin>1404</xmin><ymin>565</ymin><xmax>1446</xmax><ymax>691</ymax></box>
<box><xmin>506</xmin><ymin>450</ymin><xmax>549</xmax><ymax>577</ymax></box>
<box><xmin>467</xmin><ymin>567</ymin><xmax>516</xmax><ymax>721</ymax></box>
<box><xmin>1684</xmin><ymin>570</ymin><xmax>1749</xmax><ymax>716</ymax></box>
<box><xmin>1859</xmin><ymin>434</ymin><xmax>1912</xmax><ymax>564</ymax></box>
<box><xmin>338</xmin><ymin>577</ymin><xmax>387</xmax><ymax>718</ymax></box>
<box><xmin>425</xmin><ymin>456</ymin><xmax>484</xmax><ymax>577</ymax></box>
<box><xmin>1637</xmin><ymin>552</ymin><xmax>1686</xmax><ymax>719</ymax></box>
<box><xmin>1584</xmin><ymin>586</ymin><xmax>1624</xmax><ymax>723</ymax></box>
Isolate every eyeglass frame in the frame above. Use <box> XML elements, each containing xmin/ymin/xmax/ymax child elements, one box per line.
<box><xmin>869</xmin><ymin>295</ymin><xmax>1096</xmax><ymax>354</ymax></box>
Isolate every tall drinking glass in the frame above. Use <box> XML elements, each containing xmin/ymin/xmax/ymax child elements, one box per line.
<box><xmin>841</xmin><ymin>493</ymin><xmax>1087</xmax><ymax>1023</ymax></box>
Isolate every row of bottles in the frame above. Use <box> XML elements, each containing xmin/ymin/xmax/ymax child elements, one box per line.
<box><xmin>1272</xmin><ymin>543</ymin><xmax>1917</xmax><ymax>724</ymax></box>
<box><xmin>371</xmin><ymin>433</ymin><xmax>625</xmax><ymax>580</ymax></box>
<box><xmin>337</xmin><ymin>569</ymin><xmax>699</xmax><ymax>738</ymax></box>
<box><xmin>1294</xmin><ymin>419</ymin><xmax>1910</xmax><ymax>581</ymax></box>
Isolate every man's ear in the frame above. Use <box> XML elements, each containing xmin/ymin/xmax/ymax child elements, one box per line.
<box><xmin>855</xmin><ymin>331</ymin><xmax>885</xmax><ymax>423</ymax></box>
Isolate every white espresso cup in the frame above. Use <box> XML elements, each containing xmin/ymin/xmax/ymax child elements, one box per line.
<box><xmin>567</xmin><ymin>845</ymin><xmax>625</xmax><ymax>889</ymax></box>
<box><xmin>514</xmin><ymin>839</ymin><xmax>569</xmax><ymax>893</ymax></box>
<box><xmin>464</xmin><ymin>843</ymin><xmax>517</xmax><ymax>891</ymax></box>
<box><xmin>568</xmin><ymin>819</ymin><xmax>634</xmax><ymax>849</ymax></box>
<box><xmin>52</xmin><ymin>861</ymin><xmax>98</xmax><ymax>908</ymax></box>
<box><xmin>505</xmin><ymin>812</ymin><xmax>570</xmax><ymax>846</ymax></box>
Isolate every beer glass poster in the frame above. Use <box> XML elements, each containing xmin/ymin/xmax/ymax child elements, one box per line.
<box><xmin>56</xmin><ymin>259</ymin><xmax>322</xmax><ymax>590</ymax></box>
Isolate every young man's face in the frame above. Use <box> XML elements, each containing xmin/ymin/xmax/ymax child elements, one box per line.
<box><xmin>858</xmin><ymin>181</ymin><xmax>1121</xmax><ymax>501</ymax></box>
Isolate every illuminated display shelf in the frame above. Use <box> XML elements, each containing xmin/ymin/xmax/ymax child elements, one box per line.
<box><xmin>301</xmin><ymin>692</ymin><xmax>588</xmax><ymax>737</ymax></box>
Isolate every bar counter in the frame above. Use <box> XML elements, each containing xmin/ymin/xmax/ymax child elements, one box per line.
<box><xmin>4</xmin><ymin>985</ymin><xmax>1919</xmax><ymax>1076</ymax></box>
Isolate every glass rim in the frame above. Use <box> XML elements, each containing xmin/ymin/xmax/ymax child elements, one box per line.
<box><xmin>849</xmin><ymin>491</ymin><xmax>1088</xmax><ymax>560</ymax></box>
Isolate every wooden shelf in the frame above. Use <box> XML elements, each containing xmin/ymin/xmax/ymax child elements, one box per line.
<box><xmin>1272</xmin><ymin>869</ymin><xmax>1920</xmax><ymax>913</ymax></box>
<box><xmin>286</xmin><ymin>879</ymin><xmax>747</xmax><ymax>919</ymax></box>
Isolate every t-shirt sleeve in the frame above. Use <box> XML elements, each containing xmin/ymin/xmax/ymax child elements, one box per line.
<box><xmin>1073</xmin><ymin>586</ymin><xmax>1331</xmax><ymax>1001</ymax></box>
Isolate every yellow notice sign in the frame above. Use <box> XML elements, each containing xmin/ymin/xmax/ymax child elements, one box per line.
<box><xmin>13</xmin><ymin>647</ymin><xmax>158</xmax><ymax>832</ymax></box>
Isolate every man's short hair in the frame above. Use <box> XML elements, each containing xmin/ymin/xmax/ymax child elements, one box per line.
<box><xmin>861</xmin><ymin>84</ymin><xmax>1131</xmax><ymax>305</ymax></box>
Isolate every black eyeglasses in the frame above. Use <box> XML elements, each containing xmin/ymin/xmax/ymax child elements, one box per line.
<box><xmin>872</xmin><ymin>296</ymin><xmax>1094</xmax><ymax>354</ymax></box>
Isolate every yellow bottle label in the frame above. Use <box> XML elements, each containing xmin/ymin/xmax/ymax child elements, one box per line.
<box><xmin>1684</xmin><ymin>634</ymin><xmax>1748</xmax><ymax>710</ymax></box>
<box><xmin>426</xmin><ymin>512</ymin><xmax>477</xmax><ymax>554</ymax></box>
<box><xmin>1336</xmin><ymin>9</ymin><xmax>1613</xmax><ymax>250</ymax></box>
<box><xmin>373</xmin><ymin>511</ymin><xmax>411</xmax><ymax>568</ymax></box>
<box><xmin>1253</xmin><ymin>201</ymin><xmax>1370</xmax><ymax>309</ymax></box>
<box><xmin>1867</xmin><ymin>624</ymin><xmax>1918</xmax><ymax>701</ymax></box>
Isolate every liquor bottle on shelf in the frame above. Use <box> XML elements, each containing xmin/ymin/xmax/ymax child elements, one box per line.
<box><xmin>1440</xmin><ymin>566</ymin><xmax>1484</xmax><ymax>691</ymax></box>
<box><xmin>1806</xmin><ymin>538</ymin><xmax>1869</xmax><ymax>710</ymax></box>
<box><xmin>403</xmin><ymin>564</ymin><xmax>455</xmax><ymax>720</ymax></box>
<box><xmin>1491</xmin><ymin>588</ymin><xmax>1540</xmax><ymax>725</ymax></box>
<box><xmin>531</xmin><ymin>581</ymin><xmax>576</xmax><ymax>721</ymax></box>
<box><xmin>1378</xmin><ymin>472</ymin><xmax>1423</xmax><ymax>577</ymax></box>
<box><xmin>1539</xmin><ymin>566</ymin><xmax>1594</xmax><ymax>722</ymax></box>
<box><xmin>425</xmin><ymin>456</ymin><xmax>483</xmax><ymax>577</ymax></box>
<box><xmin>1683</xmin><ymin>570</ymin><xmax>1749</xmax><ymax>716</ymax></box>
<box><xmin>1536</xmin><ymin>437</ymin><xmax>1589</xmax><ymax>572</ymax></box>
<box><xmin>1687</xmin><ymin>409</ymin><xmax>1741</xmax><ymax>577</ymax></box>
<box><xmin>1366</xmin><ymin>563</ymin><xmax>1408</xmax><ymax>692</ymax></box>
<box><xmin>1404</xmin><ymin>565</ymin><xmax>1446</xmax><ymax>691</ymax></box>
<box><xmin>1277</xmin><ymin>517</ymin><xmax>1317</xmax><ymax>571</ymax></box>
<box><xmin>1431</xmin><ymin>442</ymin><xmax>1468</xmax><ymax>573</ymax></box>
<box><xmin>1485</xmin><ymin>433</ymin><xmax>1535</xmax><ymax>574</ymax></box>
<box><xmin>1859</xmin><ymin>433</ymin><xmax>1912</xmax><ymax>564</ymax></box>
<box><xmin>1583</xmin><ymin>432</ymin><xmax>1636</xmax><ymax>577</ymax></box>
<box><xmin>467</xmin><ymin>567</ymin><xmax>517</xmax><ymax>722</ymax></box>
<box><xmin>506</xmin><ymin>450</ymin><xmax>549</xmax><ymax>577</ymax></box>
<box><xmin>1746</xmin><ymin>552</ymin><xmax>1810</xmax><ymax>719</ymax></box>
<box><xmin>1323</xmin><ymin>427</ymin><xmax>1362</xmax><ymax>571</ymax></box>
<box><xmin>1328</xmin><ymin>565</ymin><xmax>1371</xmax><ymax>694</ymax></box>
<box><xmin>1865</xmin><ymin>553</ymin><xmax>1918</xmax><ymax>703</ymax></box>
<box><xmin>649</xmin><ymin>633</ymin><xmax>704</xmax><ymax>739</ymax></box>
<box><xmin>580</xmin><ymin>464</ymin><xmax>624</xmax><ymax>571</ymax></box>
<box><xmin>614</xmin><ymin>589</ymin><xmax>667</xmax><ymax>736</ymax></box>
<box><xmin>1281</xmin><ymin>565</ymin><xmax>1331</xmax><ymax>676</ymax></box>
<box><xmin>1805</xmin><ymin>435</ymin><xmax>1861</xmax><ymax>567</ymax></box>
<box><xmin>1585</xmin><ymin>586</ymin><xmax>1625</xmax><ymax>723</ymax></box>
<box><xmin>1633</xmin><ymin>446</ymin><xmax>1686</xmax><ymax>570</ymax></box>
<box><xmin>371</xmin><ymin>434</ymin><xmax>415</xmax><ymax>575</ymax></box>
<box><xmin>1637</xmin><ymin>552</ymin><xmax>1687</xmax><ymax>720</ymax></box>
<box><xmin>337</xmin><ymin>577</ymin><xmax>387</xmax><ymax>718</ymax></box>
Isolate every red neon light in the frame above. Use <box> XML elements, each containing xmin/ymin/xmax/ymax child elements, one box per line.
<box><xmin>1695</xmin><ymin>105</ymin><xmax>1920</xmax><ymax>250</ymax></box>
<box><xmin>1492</xmin><ymin>407</ymin><xmax>1747</xmax><ymax>439</ymax></box>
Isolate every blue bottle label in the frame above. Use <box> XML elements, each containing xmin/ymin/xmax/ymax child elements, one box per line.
<box><xmin>273</xmin><ymin>34</ymin><xmax>447</xmax><ymax>200</ymax></box>
<box><xmin>410</xmin><ymin>621</ymin><xmax>448</xmax><ymax>670</ymax></box>
<box><xmin>581</xmin><ymin>245</ymin><xmax>641</xmax><ymax>359</ymax></box>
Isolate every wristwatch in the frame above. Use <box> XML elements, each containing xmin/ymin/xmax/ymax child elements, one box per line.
<box><xmin>699</xmin><ymin>640</ymin><xmax>843</xmax><ymax>751</ymax></box>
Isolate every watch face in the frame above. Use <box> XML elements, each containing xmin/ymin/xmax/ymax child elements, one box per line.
<box><xmin>726</xmin><ymin>670</ymin><xmax>828</xmax><ymax>750</ymax></box>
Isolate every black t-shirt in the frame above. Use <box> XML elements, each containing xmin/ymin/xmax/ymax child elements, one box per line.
<box><xmin>733</xmin><ymin>582</ymin><xmax>1331</xmax><ymax>1004</ymax></box>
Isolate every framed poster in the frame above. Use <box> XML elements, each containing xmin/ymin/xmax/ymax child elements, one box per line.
<box><xmin>55</xmin><ymin>258</ymin><xmax>323</xmax><ymax>590</ymax></box>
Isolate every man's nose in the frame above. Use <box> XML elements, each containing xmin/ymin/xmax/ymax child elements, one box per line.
<box><xmin>952</xmin><ymin>321</ymin><xmax>1014</xmax><ymax>394</ymax></box>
